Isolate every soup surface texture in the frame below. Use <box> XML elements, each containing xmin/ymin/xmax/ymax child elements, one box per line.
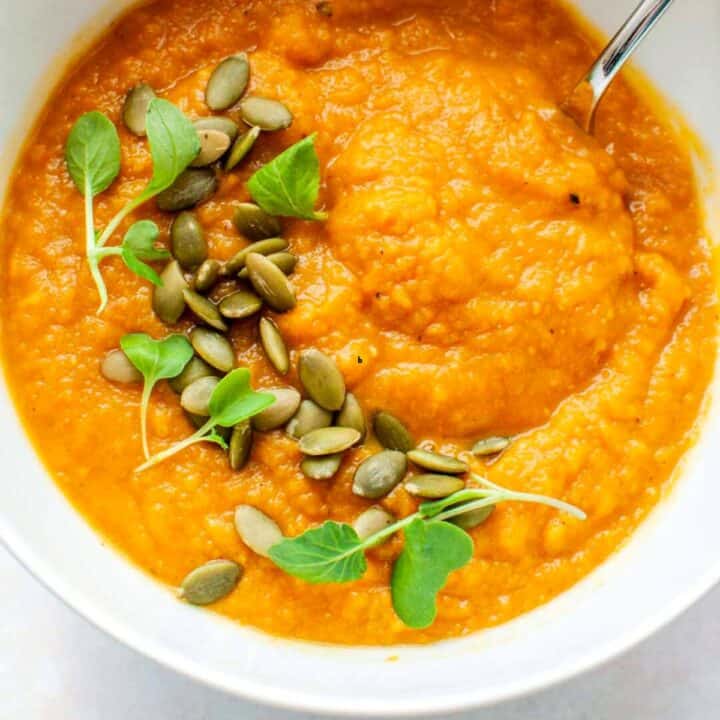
<box><xmin>0</xmin><ymin>0</ymin><xmax>716</xmax><ymax>644</ymax></box>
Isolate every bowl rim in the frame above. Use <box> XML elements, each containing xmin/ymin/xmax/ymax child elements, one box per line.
<box><xmin>3</xmin><ymin>510</ymin><xmax>720</xmax><ymax>716</ymax></box>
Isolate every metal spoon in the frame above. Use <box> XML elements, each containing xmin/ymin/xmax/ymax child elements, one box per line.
<box><xmin>564</xmin><ymin>0</ymin><xmax>675</xmax><ymax>133</ymax></box>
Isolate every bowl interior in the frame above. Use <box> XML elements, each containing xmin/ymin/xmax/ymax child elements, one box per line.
<box><xmin>1</xmin><ymin>0</ymin><xmax>719</xmax><ymax>715</ymax></box>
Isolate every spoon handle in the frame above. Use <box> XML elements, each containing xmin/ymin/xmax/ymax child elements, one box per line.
<box><xmin>567</xmin><ymin>0</ymin><xmax>675</xmax><ymax>132</ymax></box>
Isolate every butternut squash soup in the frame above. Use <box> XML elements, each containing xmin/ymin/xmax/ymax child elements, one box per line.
<box><xmin>0</xmin><ymin>0</ymin><xmax>716</xmax><ymax>644</ymax></box>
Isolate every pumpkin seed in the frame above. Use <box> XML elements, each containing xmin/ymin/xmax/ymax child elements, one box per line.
<box><xmin>259</xmin><ymin>317</ymin><xmax>289</xmax><ymax>375</ymax></box>
<box><xmin>206</xmin><ymin>53</ymin><xmax>250</xmax><ymax>111</ymax></box>
<box><xmin>170</xmin><ymin>211</ymin><xmax>207</xmax><ymax>270</ymax></box>
<box><xmin>226</xmin><ymin>125</ymin><xmax>261</xmax><ymax>171</ymax></box>
<box><xmin>232</xmin><ymin>203</ymin><xmax>282</xmax><ymax>241</ymax></box>
<box><xmin>157</xmin><ymin>168</ymin><xmax>217</xmax><ymax>212</ymax></box>
<box><xmin>182</xmin><ymin>289</ymin><xmax>228</xmax><ymax>331</ymax></box>
<box><xmin>406</xmin><ymin>449</ymin><xmax>468</xmax><ymax>475</ymax></box>
<box><xmin>229</xmin><ymin>421</ymin><xmax>253</xmax><ymax>470</ymax></box>
<box><xmin>193</xmin><ymin>116</ymin><xmax>239</xmax><ymax>142</ymax></box>
<box><xmin>100</xmin><ymin>349</ymin><xmax>142</xmax><ymax>384</ymax></box>
<box><xmin>224</xmin><ymin>237</ymin><xmax>288</xmax><ymax>275</ymax></box>
<box><xmin>353</xmin><ymin>506</ymin><xmax>395</xmax><ymax>541</ymax></box>
<box><xmin>404</xmin><ymin>474</ymin><xmax>465</xmax><ymax>499</ymax></box>
<box><xmin>122</xmin><ymin>84</ymin><xmax>156</xmax><ymax>136</ymax></box>
<box><xmin>286</xmin><ymin>400</ymin><xmax>333</xmax><ymax>439</ymax></box>
<box><xmin>190</xmin><ymin>129</ymin><xmax>231</xmax><ymax>167</ymax></box>
<box><xmin>218</xmin><ymin>289</ymin><xmax>263</xmax><ymax>319</ymax></box>
<box><xmin>450</xmin><ymin>504</ymin><xmax>495</xmax><ymax>531</ymax></box>
<box><xmin>190</xmin><ymin>327</ymin><xmax>235</xmax><ymax>372</ymax></box>
<box><xmin>299</xmin><ymin>427</ymin><xmax>360</xmax><ymax>456</ymax></box>
<box><xmin>179</xmin><ymin>559</ymin><xmax>242</xmax><ymax>605</ymax></box>
<box><xmin>193</xmin><ymin>259</ymin><xmax>222</xmax><ymax>293</ymax></box>
<box><xmin>252</xmin><ymin>387</ymin><xmax>301</xmax><ymax>431</ymax></box>
<box><xmin>239</xmin><ymin>97</ymin><xmax>293</xmax><ymax>131</ymax></box>
<box><xmin>237</xmin><ymin>251</ymin><xmax>297</xmax><ymax>279</ymax></box>
<box><xmin>184</xmin><ymin>412</ymin><xmax>231</xmax><ymax>442</ymax></box>
<box><xmin>298</xmin><ymin>349</ymin><xmax>345</xmax><ymax>411</ymax></box>
<box><xmin>180</xmin><ymin>375</ymin><xmax>220</xmax><ymax>416</ymax></box>
<box><xmin>352</xmin><ymin>450</ymin><xmax>407</xmax><ymax>499</ymax></box>
<box><xmin>471</xmin><ymin>436</ymin><xmax>512</xmax><ymax>456</ymax></box>
<box><xmin>169</xmin><ymin>355</ymin><xmax>217</xmax><ymax>394</ymax></box>
<box><xmin>336</xmin><ymin>393</ymin><xmax>366</xmax><ymax>441</ymax></box>
<box><xmin>245</xmin><ymin>252</ymin><xmax>296</xmax><ymax>312</ymax></box>
<box><xmin>373</xmin><ymin>411</ymin><xmax>414</xmax><ymax>452</ymax></box>
<box><xmin>234</xmin><ymin>505</ymin><xmax>283</xmax><ymax>558</ymax></box>
<box><xmin>300</xmin><ymin>453</ymin><xmax>342</xmax><ymax>480</ymax></box>
<box><xmin>152</xmin><ymin>260</ymin><xmax>188</xmax><ymax>324</ymax></box>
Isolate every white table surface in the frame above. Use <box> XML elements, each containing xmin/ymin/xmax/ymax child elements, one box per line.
<box><xmin>2</xmin><ymin>545</ymin><xmax>718</xmax><ymax>720</ymax></box>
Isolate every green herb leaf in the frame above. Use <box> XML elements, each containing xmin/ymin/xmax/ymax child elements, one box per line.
<box><xmin>268</xmin><ymin>521</ymin><xmax>366</xmax><ymax>583</ymax></box>
<box><xmin>143</xmin><ymin>98</ymin><xmax>201</xmax><ymax>198</ymax></box>
<box><xmin>65</xmin><ymin>111</ymin><xmax>121</xmax><ymax>197</ymax></box>
<box><xmin>120</xmin><ymin>333</ymin><xmax>194</xmax><ymax>458</ymax></box>
<box><xmin>135</xmin><ymin>368</ymin><xmax>274</xmax><ymax>471</ymax></box>
<box><xmin>208</xmin><ymin>368</ymin><xmax>276</xmax><ymax>427</ymax></box>
<box><xmin>120</xmin><ymin>220</ymin><xmax>168</xmax><ymax>286</ymax></box>
<box><xmin>391</xmin><ymin>519</ymin><xmax>473</xmax><ymax>629</ymax></box>
<box><xmin>248</xmin><ymin>134</ymin><xmax>327</xmax><ymax>221</ymax></box>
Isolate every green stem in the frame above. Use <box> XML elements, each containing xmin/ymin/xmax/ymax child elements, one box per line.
<box><xmin>139</xmin><ymin>381</ymin><xmax>154</xmax><ymax>460</ymax></box>
<box><xmin>359</xmin><ymin>513</ymin><xmax>417</xmax><ymax>551</ymax></box>
<box><xmin>135</xmin><ymin>418</ymin><xmax>216</xmax><ymax>472</ymax></box>
<box><xmin>84</xmin><ymin>184</ymin><xmax>108</xmax><ymax>314</ymax></box>
<box><xmin>96</xmin><ymin>193</ymin><xmax>147</xmax><ymax>248</ymax></box>
<box><xmin>93</xmin><ymin>246</ymin><xmax>122</xmax><ymax>260</ymax></box>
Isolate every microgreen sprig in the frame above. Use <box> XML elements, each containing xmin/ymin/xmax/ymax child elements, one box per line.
<box><xmin>136</xmin><ymin>368</ymin><xmax>275</xmax><ymax>472</ymax></box>
<box><xmin>120</xmin><ymin>332</ymin><xmax>194</xmax><ymax>459</ymax></box>
<box><xmin>268</xmin><ymin>475</ymin><xmax>586</xmax><ymax>628</ymax></box>
<box><xmin>65</xmin><ymin>99</ymin><xmax>200</xmax><ymax>313</ymax></box>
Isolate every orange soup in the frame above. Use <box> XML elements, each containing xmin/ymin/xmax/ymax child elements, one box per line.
<box><xmin>0</xmin><ymin>0</ymin><xmax>716</xmax><ymax>644</ymax></box>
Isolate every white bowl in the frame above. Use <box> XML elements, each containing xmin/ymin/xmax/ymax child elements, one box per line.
<box><xmin>1</xmin><ymin>0</ymin><xmax>719</xmax><ymax>715</ymax></box>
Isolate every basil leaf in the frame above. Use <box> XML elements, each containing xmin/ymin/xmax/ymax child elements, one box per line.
<box><xmin>143</xmin><ymin>99</ymin><xmax>201</xmax><ymax>197</ymax></box>
<box><xmin>247</xmin><ymin>134</ymin><xmax>327</xmax><ymax>221</ymax></box>
<box><xmin>391</xmin><ymin>519</ymin><xmax>473</xmax><ymax>629</ymax></box>
<box><xmin>120</xmin><ymin>220</ymin><xmax>168</xmax><ymax>286</ymax></box>
<box><xmin>120</xmin><ymin>332</ymin><xmax>194</xmax><ymax>458</ymax></box>
<box><xmin>65</xmin><ymin>111</ymin><xmax>121</xmax><ymax>197</ymax></box>
<box><xmin>208</xmin><ymin>368</ymin><xmax>276</xmax><ymax>427</ymax></box>
<box><xmin>268</xmin><ymin>521</ymin><xmax>367</xmax><ymax>583</ymax></box>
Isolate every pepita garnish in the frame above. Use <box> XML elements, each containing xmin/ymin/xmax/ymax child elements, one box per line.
<box><xmin>193</xmin><ymin>258</ymin><xmax>222</xmax><ymax>293</ymax></box>
<box><xmin>234</xmin><ymin>505</ymin><xmax>283</xmax><ymax>558</ymax></box>
<box><xmin>450</xmin><ymin>504</ymin><xmax>495</xmax><ymax>531</ymax></box>
<box><xmin>352</xmin><ymin>450</ymin><xmax>407</xmax><ymax>499</ymax></box>
<box><xmin>404</xmin><ymin>474</ymin><xmax>465</xmax><ymax>499</ymax></box>
<box><xmin>100</xmin><ymin>349</ymin><xmax>142</xmax><ymax>384</ymax></box>
<box><xmin>239</xmin><ymin>97</ymin><xmax>293</xmax><ymax>131</ymax></box>
<box><xmin>179</xmin><ymin>559</ymin><xmax>242</xmax><ymax>605</ymax></box>
<box><xmin>237</xmin><ymin>251</ymin><xmax>297</xmax><ymax>279</ymax></box>
<box><xmin>298</xmin><ymin>349</ymin><xmax>345</xmax><ymax>411</ymax></box>
<box><xmin>182</xmin><ymin>288</ymin><xmax>228</xmax><ymax>331</ymax></box>
<box><xmin>218</xmin><ymin>289</ymin><xmax>263</xmax><ymax>320</ymax></box>
<box><xmin>152</xmin><ymin>260</ymin><xmax>188</xmax><ymax>324</ymax></box>
<box><xmin>336</xmin><ymin>392</ymin><xmax>366</xmax><ymax>441</ymax></box>
<box><xmin>232</xmin><ymin>203</ymin><xmax>282</xmax><ymax>241</ymax></box>
<box><xmin>286</xmin><ymin>399</ymin><xmax>333</xmax><ymax>439</ymax></box>
<box><xmin>171</xmin><ymin>211</ymin><xmax>207</xmax><ymax>270</ymax></box>
<box><xmin>190</xmin><ymin>128</ymin><xmax>231</xmax><ymax>167</ymax></box>
<box><xmin>245</xmin><ymin>252</ymin><xmax>296</xmax><ymax>312</ymax></box>
<box><xmin>373</xmin><ymin>411</ymin><xmax>414</xmax><ymax>452</ymax></box>
<box><xmin>471</xmin><ymin>436</ymin><xmax>512</xmax><ymax>456</ymax></box>
<box><xmin>300</xmin><ymin>453</ymin><xmax>342</xmax><ymax>480</ymax></box>
<box><xmin>190</xmin><ymin>327</ymin><xmax>235</xmax><ymax>372</ymax></box>
<box><xmin>180</xmin><ymin>375</ymin><xmax>220</xmax><ymax>416</ymax></box>
<box><xmin>157</xmin><ymin>168</ymin><xmax>217</xmax><ymax>212</ymax></box>
<box><xmin>228</xmin><ymin>421</ymin><xmax>253</xmax><ymax>471</ymax></box>
<box><xmin>169</xmin><ymin>355</ymin><xmax>217</xmax><ymax>394</ymax></box>
<box><xmin>259</xmin><ymin>317</ymin><xmax>290</xmax><ymax>375</ymax></box>
<box><xmin>299</xmin><ymin>427</ymin><xmax>360</xmax><ymax>456</ymax></box>
<box><xmin>226</xmin><ymin>126</ymin><xmax>261</xmax><ymax>171</ymax></box>
<box><xmin>353</xmin><ymin>506</ymin><xmax>395</xmax><ymax>541</ymax></box>
<box><xmin>224</xmin><ymin>237</ymin><xmax>288</xmax><ymax>275</ymax></box>
<box><xmin>252</xmin><ymin>387</ymin><xmax>301</xmax><ymax>431</ymax></box>
<box><xmin>406</xmin><ymin>449</ymin><xmax>468</xmax><ymax>475</ymax></box>
<box><xmin>206</xmin><ymin>53</ymin><xmax>250</xmax><ymax>111</ymax></box>
<box><xmin>193</xmin><ymin>116</ymin><xmax>239</xmax><ymax>143</ymax></box>
<box><xmin>122</xmin><ymin>84</ymin><xmax>156</xmax><ymax>136</ymax></box>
